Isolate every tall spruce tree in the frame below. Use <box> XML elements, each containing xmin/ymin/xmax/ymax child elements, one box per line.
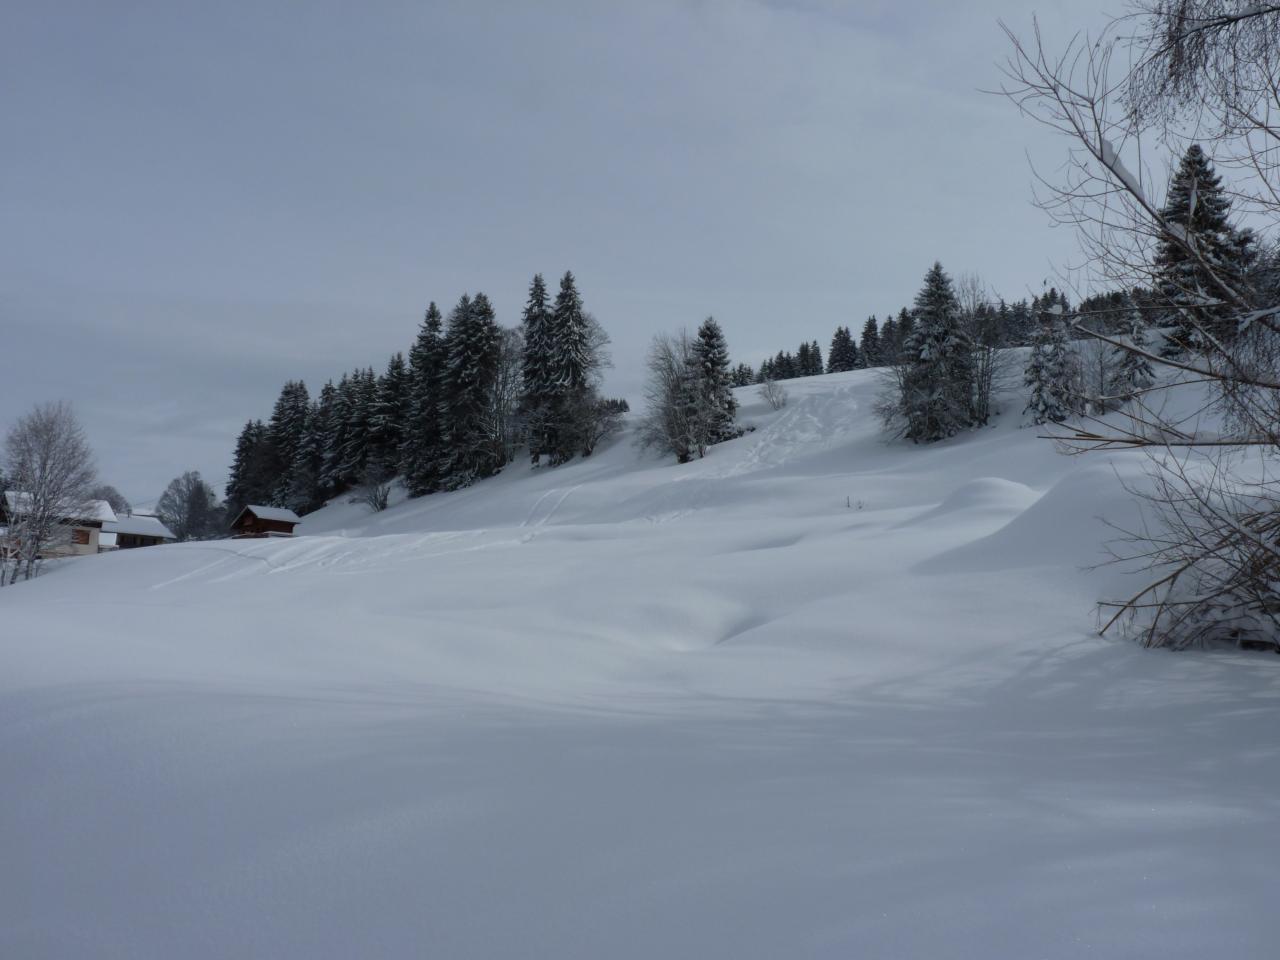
<box><xmin>858</xmin><ymin>317</ymin><xmax>880</xmax><ymax>367</ymax></box>
<box><xmin>368</xmin><ymin>352</ymin><xmax>410</xmax><ymax>481</ymax></box>
<box><xmin>797</xmin><ymin>342</ymin><xmax>813</xmax><ymax>377</ymax></box>
<box><xmin>519</xmin><ymin>274</ymin><xmax>556</xmax><ymax>465</ymax></box>
<box><xmin>225</xmin><ymin>419</ymin><xmax>272</xmax><ymax>519</ymax></box>
<box><xmin>899</xmin><ymin>263</ymin><xmax>974</xmax><ymax>442</ymax></box>
<box><xmin>895</xmin><ymin>307</ymin><xmax>915</xmax><ymax>358</ymax></box>
<box><xmin>1109</xmin><ymin>305</ymin><xmax>1156</xmax><ymax>400</ymax></box>
<box><xmin>827</xmin><ymin>325</ymin><xmax>858</xmax><ymax>372</ymax></box>
<box><xmin>692</xmin><ymin>316</ymin><xmax>738</xmax><ymax>443</ymax></box>
<box><xmin>546</xmin><ymin>271</ymin><xmax>609</xmax><ymax>464</ymax></box>
<box><xmin>287</xmin><ymin>381</ymin><xmax>335</xmax><ymax>514</ymax></box>
<box><xmin>265</xmin><ymin>380</ymin><xmax>310</xmax><ymax>506</ymax></box>
<box><xmin>1154</xmin><ymin>144</ymin><xmax>1250</xmax><ymax>353</ymax></box>
<box><xmin>550</xmin><ymin>271</ymin><xmax>591</xmax><ymax>392</ymax></box>
<box><xmin>1024</xmin><ymin>311</ymin><xmax>1079</xmax><ymax>424</ymax></box>
<box><xmin>994</xmin><ymin>300</ymin><xmax>1013</xmax><ymax>345</ymax></box>
<box><xmin>807</xmin><ymin>340</ymin><xmax>824</xmax><ymax>375</ymax></box>
<box><xmin>1015</xmin><ymin>300</ymin><xmax>1037</xmax><ymax>345</ymax></box>
<box><xmin>337</xmin><ymin>368</ymin><xmax>377</xmax><ymax>485</ymax></box>
<box><xmin>225</xmin><ymin>419</ymin><xmax>256</xmax><ymax>519</ymax></box>
<box><xmin>321</xmin><ymin>373</ymin><xmax>353</xmax><ymax>493</ymax></box>
<box><xmin>287</xmin><ymin>402</ymin><xmax>321</xmax><ymax>515</ymax></box>
<box><xmin>403</xmin><ymin>303</ymin><xmax>448</xmax><ymax>495</ymax></box>
<box><xmin>439</xmin><ymin>292</ymin><xmax>503</xmax><ymax>487</ymax></box>
<box><xmin>877</xmin><ymin>316</ymin><xmax>898</xmax><ymax>363</ymax></box>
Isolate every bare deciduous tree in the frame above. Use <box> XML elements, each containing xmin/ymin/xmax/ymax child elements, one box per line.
<box><xmin>89</xmin><ymin>484</ymin><xmax>131</xmax><ymax>517</ymax></box>
<box><xmin>1000</xmin><ymin>2</ymin><xmax>1280</xmax><ymax>648</ymax></box>
<box><xmin>638</xmin><ymin>331</ymin><xmax>711</xmax><ymax>463</ymax></box>
<box><xmin>156</xmin><ymin>471</ymin><xmax>224</xmax><ymax>541</ymax></box>
<box><xmin>485</xmin><ymin>326</ymin><xmax>526</xmax><ymax>466</ymax></box>
<box><xmin>1</xmin><ymin>402</ymin><xmax>96</xmax><ymax>584</ymax></box>
<box><xmin>758</xmin><ymin>377</ymin><xmax>788</xmax><ymax>411</ymax></box>
<box><xmin>957</xmin><ymin>272</ymin><xmax>1018</xmax><ymax>425</ymax></box>
<box><xmin>572</xmin><ymin>397</ymin><xmax>628</xmax><ymax>457</ymax></box>
<box><xmin>1075</xmin><ymin>336</ymin><xmax>1121</xmax><ymax>415</ymax></box>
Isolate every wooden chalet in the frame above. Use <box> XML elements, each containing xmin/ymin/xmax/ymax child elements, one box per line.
<box><xmin>102</xmin><ymin>514</ymin><xmax>177</xmax><ymax>550</ymax></box>
<box><xmin>229</xmin><ymin>504</ymin><xmax>301</xmax><ymax>539</ymax></box>
<box><xmin>1</xmin><ymin>491</ymin><xmax>117</xmax><ymax>558</ymax></box>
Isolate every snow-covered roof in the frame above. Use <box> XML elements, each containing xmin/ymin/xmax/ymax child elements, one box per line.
<box><xmin>86</xmin><ymin>500</ymin><xmax>119</xmax><ymax>523</ymax></box>
<box><xmin>235</xmin><ymin>505</ymin><xmax>301</xmax><ymax>525</ymax></box>
<box><xmin>104</xmin><ymin>515</ymin><xmax>176</xmax><ymax>540</ymax></box>
<box><xmin>3</xmin><ymin>491</ymin><xmax>117</xmax><ymax>525</ymax></box>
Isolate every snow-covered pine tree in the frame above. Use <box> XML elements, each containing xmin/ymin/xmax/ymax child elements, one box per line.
<box><xmin>857</xmin><ymin>316</ymin><xmax>879</xmax><ymax>367</ymax></box>
<box><xmin>368</xmin><ymin>352</ymin><xmax>410</xmax><ymax>481</ymax></box>
<box><xmin>994</xmin><ymin>300</ymin><xmax>1012</xmax><ymax>345</ymax></box>
<box><xmin>287</xmin><ymin>381</ymin><xmax>335</xmax><ymax>514</ymax></box>
<box><xmin>1076</xmin><ymin>290</ymin><xmax>1129</xmax><ymax>335</ymax></box>
<box><xmin>878</xmin><ymin>316</ymin><xmax>898</xmax><ymax>363</ymax></box>
<box><xmin>1109</xmin><ymin>304</ymin><xmax>1156</xmax><ymax>401</ymax></box>
<box><xmin>692</xmin><ymin>316</ymin><xmax>738</xmax><ymax>444</ymax></box>
<box><xmin>1034</xmin><ymin>288</ymin><xmax>1069</xmax><ymax>317</ymax></box>
<box><xmin>1023</xmin><ymin>309</ymin><xmax>1079</xmax><ymax>425</ymax></box>
<box><xmin>895</xmin><ymin>307</ymin><xmax>915</xmax><ymax>354</ymax></box>
<box><xmin>286</xmin><ymin>404</ymin><xmax>320</xmax><ymax>515</ymax></box>
<box><xmin>403</xmin><ymin>303</ymin><xmax>447</xmax><ymax>496</ymax></box>
<box><xmin>225</xmin><ymin>421</ymin><xmax>252</xmax><ymax>515</ymax></box>
<box><xmin>1005</xmin><ymin>300</ymin><xmax>1033</xmax><ymax>345</ymax></box>
<box><xmin>337</xmin><ymin>368</ymin><xmax>377</xmax><ymax>486</ymax></box>
<box><xmin>826</xmin><ymin>327</ymin><xmax>844</xmax><ymax>373</ymax></box>
<box><xmin>1154</xmin><ymin>144</ymin><xmax>1250</xmax><ymax>354</ymax></box>
<box><xmin>321</xmin><ymin>373</ymin><xmax>353</xmax><ymax>493</ymax></box>
<box><xmin>225</xmin><ymin>419</ymin><xmax>271</xmax><ymax>519</ymax></box>
<box><xmin>551</xmin><ymin>272</ymin><xmax>591</xmax><ymax>390</ymax></box>
<box><xmin>844</xmin><ymin>328</ymin><xmax>860</xmax><ymax>369</ymax></box>
<box><xmin>265</xmin><ymin>380</ymin><xmax>310</xmax><ymax>506</ymax></box>
<box><xmin>439</xmin><ymin>292</ymin><xmax>503</xmax><ymax>488</ymax></box>
<box><xmin>519</xmin><ymin>274</ymin><xmax>556</xmax><ymax>465</ymax></box>
<box><xmin>898</xmin><ymin>263</ymin><xmax>975</xmax><ymax>442</ymax></box>
<box><xmin>806</xmin><ymin>340</ymin><xmax>824</xmax><ymax>375</ymax></box>
<box><xmin>796</xmin><ymin>342</ymin><xmax>812</xmax><ymax>376</ymax></box>
<box><xmin>547</xmin><ymin>271</ymin><xmax>609</xmax><ymax>464</ymax></box>
<box><xmin>827</xmin><ymin>325</ymin><xmax>858</xmax><ymax>372</ymax></box>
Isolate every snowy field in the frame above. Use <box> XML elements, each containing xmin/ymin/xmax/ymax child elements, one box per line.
<box><xmin>3</xmin><ymin>368</ymin><xmax>1279</xmax><ymax>958</ymax></box>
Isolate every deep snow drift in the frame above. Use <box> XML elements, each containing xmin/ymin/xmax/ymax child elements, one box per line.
<box><xmin>3</xmin><ymin>369</ymin><xmax>1279</xmax><ymax>958</ymax></box>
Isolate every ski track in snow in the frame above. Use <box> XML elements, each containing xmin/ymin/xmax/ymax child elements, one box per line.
<box><xmin>3</xmin><ymin>368</ymin><xmax>1280</xmax><ymax>959</ymax></box>
<box><xmin>520</xmin><ymin>483</ymin><xmax>581</xmax><ymax>528</ymax></box>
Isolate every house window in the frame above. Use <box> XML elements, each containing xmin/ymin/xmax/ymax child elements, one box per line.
<box><xmin>71</xmin><ymin>528</ymin><xmax>90</xmax><ymax>545</ymax></box>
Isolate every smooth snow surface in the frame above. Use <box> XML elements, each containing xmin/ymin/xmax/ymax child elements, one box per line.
<box><xmin>3</xmin><ymin>369</ymin><xmax>1278</xmax><ymax>958</ymax></box>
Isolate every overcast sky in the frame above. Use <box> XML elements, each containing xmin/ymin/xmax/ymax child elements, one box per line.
<box><xmin>2</xmin><ymin>0</ymin><xmax>1112</xmax><ymax>504</ymax></box>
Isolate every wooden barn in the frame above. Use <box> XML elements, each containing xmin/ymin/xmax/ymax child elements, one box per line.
<box><xmin>229</xmin><ymin>505</ymin><xmax>301</xmax><ymax>539</ymax></box>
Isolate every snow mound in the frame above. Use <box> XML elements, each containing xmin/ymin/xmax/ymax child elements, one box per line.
<box><xmin>897</xmin><ymin>476</ymin><xmax>1038</xmax><ymax>528</ymax></box>
<box><xmin>917</xmin><ymin>461</ymin><xmax>1138</xmax><ymax>574</ymax></box>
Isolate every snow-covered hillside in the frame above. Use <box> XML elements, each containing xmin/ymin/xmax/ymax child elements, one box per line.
<box><xmin>4</xmin><ymin>369</ymin><xmax>1279</xmax><ymax>958</ymax></box>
